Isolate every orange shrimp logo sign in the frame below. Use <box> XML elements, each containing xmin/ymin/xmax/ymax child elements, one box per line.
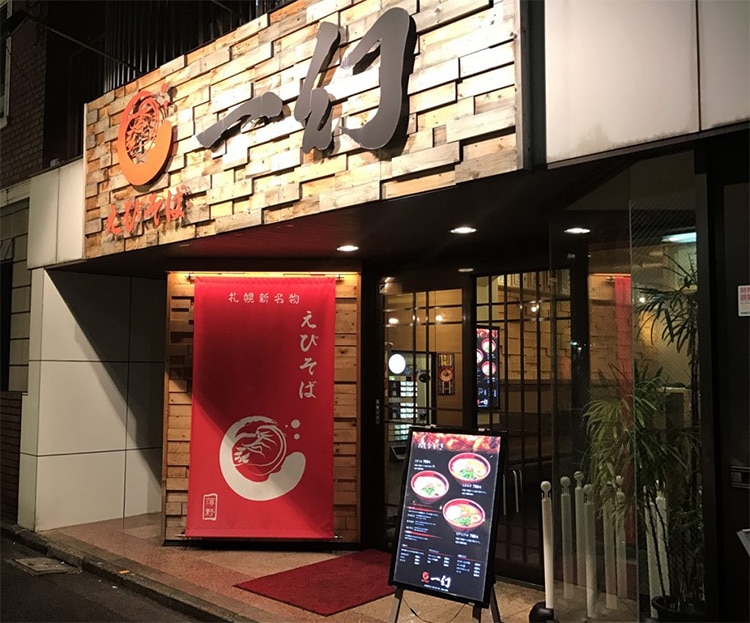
<box><xmin>106</xmin><ymin>84</ymin><xmax>187</xmax><ymax>238</ymax></box>
<box><xmin>116</xmin><ymin>85</ymin><xmax>173</xmax><ymax>187</ymax></box>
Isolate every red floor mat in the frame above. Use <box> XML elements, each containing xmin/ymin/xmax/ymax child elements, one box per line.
<box><xmin>235</xmin><ymin>549</ymin><xmax>395</xmax><ymax>616</ymax></box>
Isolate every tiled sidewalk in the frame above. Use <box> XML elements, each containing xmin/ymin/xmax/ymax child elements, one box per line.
<box><xmin>19</xmin><ymin>513</ymin><xmax>546</xmax><ymax>623</ymax></box>
<box><xmin>6</xmin><ymin>513</ymin><xmax>645</xmax><ymax>621</ymax></box>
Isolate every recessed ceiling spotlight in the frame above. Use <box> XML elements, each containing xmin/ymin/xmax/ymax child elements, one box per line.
<box><xmin>337</xmin><ymin>244</ymin><xmax>359</xmax><ymax>252</ymax></box>
<box><xmin>451</xmin><ymin>226</ymin><xmax>477</xmax><ymax>235</ymax></box>
<box><xmin>564</xmin><ymin>227</ymin><xmax>590</xmax><ymax>235</ymax></box>
<box><xmin>457</xmin><ymin>267</ymin><xmax>474</xmax><ymax>273</ymax></box>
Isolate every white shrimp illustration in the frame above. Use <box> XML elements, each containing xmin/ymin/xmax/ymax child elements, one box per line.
<box><xmin>231</xmin><ymin>416</ymin><xmax>287</xmax><ymax>479</ymax></box>
<box><xmin>220</xmin><ymin>415</ymin><xmax>306</xmax><ymax>501</ymax></box>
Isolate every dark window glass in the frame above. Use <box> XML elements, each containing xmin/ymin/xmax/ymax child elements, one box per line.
<box><xmin>0</xmin><ymin>2</ymin><xmax>7</xmax><ymax>117</ymax></box>
<box><xmin>0</xmin><ymin>260</ymin><xmax>12</xmax><ymax>390</ymax></box>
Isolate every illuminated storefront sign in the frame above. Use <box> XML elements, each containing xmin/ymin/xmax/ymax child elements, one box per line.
<box><xmin>107</xmin><ymin>85</ymin><xmax>189</xmax><ymax>237</ymax></box>
<box><xmin>104</xmin><ymin>185</ymin><xmax>187</xmax><ymax>237</ymax></box>
<box><xmin>117</xmin><ymin>85</ymin><xmax>173</xmax><ymax>186</ymax></box>
<box><xmin>105</xmin><ymin>7</ymin><xmax>416</xmax><ymax>241</ymax></box>
<box><xmin>197</xmin><ymin>7</ymin><xmax>416</xmax><ymax>153</ymax></box>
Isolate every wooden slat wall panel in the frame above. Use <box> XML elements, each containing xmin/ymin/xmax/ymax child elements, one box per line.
<box><xmin>83</xmin><ymin>0</ymin><xmax>520</xmax><ymax>257</ymax></box>
<box><xmin>163</xmin><ymin>271</ymin><xmax>361</xmax><ymax>542</ymax></box>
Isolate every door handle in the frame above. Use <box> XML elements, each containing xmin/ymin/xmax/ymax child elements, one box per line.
<box><xmin>513</xmin><ymin>470</ymin><xmax>520</xmax><ymax>513</ymax></box>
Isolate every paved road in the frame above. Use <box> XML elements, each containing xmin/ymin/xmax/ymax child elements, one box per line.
<box><xmin>1</xmin><ymin>536</ymin><xmax>195</xmax><ymax>622</ymax></box>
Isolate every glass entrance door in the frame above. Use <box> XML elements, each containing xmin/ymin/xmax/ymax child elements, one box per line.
<box><xmin>382</xmin><ymin>286</ymin><xmax>464</xmax><ymax>549</ymax></box>
<box><xmin>379</xmin><ymin>272</ymin><xmax>573</xmax><ymax>582</ymax></box>
<box><xmin>475</xmin><ymin>269</ymin><xmax>572</xmax><ymax>584</ymax></box>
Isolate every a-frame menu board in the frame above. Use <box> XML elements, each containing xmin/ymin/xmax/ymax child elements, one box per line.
<box><xmin>389</xmin><ymin>428</ymin><xmax>506</xmax><ymax>608</ymax></box>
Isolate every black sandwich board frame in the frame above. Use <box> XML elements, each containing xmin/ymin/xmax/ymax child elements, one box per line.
<box><xmin>388</xmin><ymin>426</ymin><xmax>507</xmax><ymax>609</ymax></box>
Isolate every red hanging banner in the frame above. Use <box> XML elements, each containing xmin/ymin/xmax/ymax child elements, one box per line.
<box><xmin>186</xmin><ymin>276</ymin><xmax>336</xmax><ymax>538</ymax></box>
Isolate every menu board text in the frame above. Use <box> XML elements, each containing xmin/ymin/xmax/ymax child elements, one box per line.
<box><xmin>389</xmin><ymin>429</ymin><xmax>505</xmax><ymax>606</ymax></box>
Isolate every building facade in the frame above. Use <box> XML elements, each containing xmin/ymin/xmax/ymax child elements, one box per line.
<box><xmin>1</xmin><ymin>0</ymin><xmax>748</xmax><ymax>620</ymax></box>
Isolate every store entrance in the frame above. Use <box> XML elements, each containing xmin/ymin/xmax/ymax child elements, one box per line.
<box><xmin>379</xmin><ymin>271</ymin><xmax>573</xmax><ymax>584</ymax></box>
<box><xmin>381</xmin><ymin>285</ymin><xmax>466</xmax><ymax>547</ymax></box>
<box><xmin>475</xmin><ymin>269</ymin><xmax>573</xmax><ymax>584</ymax></box>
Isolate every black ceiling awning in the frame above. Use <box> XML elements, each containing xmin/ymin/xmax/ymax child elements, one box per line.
<box><xmin>56</xmin><ymin>155</ymin><xmax>636</xmax><ymax>279</ymax></box>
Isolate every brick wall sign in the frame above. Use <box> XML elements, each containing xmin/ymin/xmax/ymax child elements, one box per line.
<box><xmin>84</xmin><ymin>0</ymin><xmax>522</xmax><ymax>258</ymax></box>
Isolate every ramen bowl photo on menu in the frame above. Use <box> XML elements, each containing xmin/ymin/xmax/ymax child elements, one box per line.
<box><xmin>410</xmin><ymin>470</ymin><xmax>449</xmax><ymax>503</ymax></box>
<box><xmin>448</xmin><ymin>452</ymin><xmax>491</xmax><ymax>484</ymax></box>
<box><xmin>442</xmin><ymin>498</ymin><xmax>485</xmax><ymax>532</ymax></box>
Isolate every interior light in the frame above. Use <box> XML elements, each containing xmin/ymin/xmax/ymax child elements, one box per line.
<box><xmin>564</xmin><ymin>227</ymin><xmax>590</xmax><ymax>235</ymax></box>
<box><xmin>451</xmin><ymin>226</ymin><xmax>476</xmax><ymax>235</ymax></box>
<box><xmin>337</xmin><ymin>244</ymin><xmax>359</xmax><ymax>252</ymax></box>
<box><xmin>388</xmin><ymin>353</ymin><xmax>407</xmax><ymax>375</ymax></box>
<box><xmin>458</xmin><ymin>267</ymin><xmax>474</xmax><ymax>273</ymax></box>
<box><xmin>638</xmin><ymin>296</ymin><xmax>646</xmax><ymax>304</ymax></box>
<box><xmin>388</xmin><ymin>317</ymin><xmax>399</xmax><ymax>325</ymax></box>
<box><xmin>530</xmin><ymin>304</ymin><xmax>539</xmax><ymax>313</ymax></box>
<box><xmin>661</xmin><ymin>231</ymin><xmax>696</xmax><ymax>244</ymax></box>
<box><xmin>435</xmin><ymin>314</ymin><xmax>444</xmax><ymax>323</ymax></box>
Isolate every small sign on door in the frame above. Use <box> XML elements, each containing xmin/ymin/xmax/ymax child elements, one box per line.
<box><xmin>739</xmin><ymin>285</ymin><xmax>750</xmax><ymax>317</ymax></box>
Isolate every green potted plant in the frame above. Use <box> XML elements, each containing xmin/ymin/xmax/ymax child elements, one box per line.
<box><xmin>634</xmin><ymin>256</ymin><xmax>704</xmax><ymax>621</ymax></box>
<box><xmin>582</xmin><ymin>256</ymin><xmax>705</xmax><ymax>621</ymax></box>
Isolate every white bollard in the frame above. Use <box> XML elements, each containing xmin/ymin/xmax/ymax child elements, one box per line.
<box><xmin>584</xmin><ymin>484</ymin><xmax>597</xmax><ymax>619</ymax></box>
<box><xmin>574</xmin><ymin>471</ymin><xmax>586</xmax><ymax>586</ymax></box>
<box><xmin>541</xmin><ymin>481</ymin><xmax>555</xmax><ymax>611</ymax></box>
<box><xmin>655</xmin><ymin>485</ymin><xmax>670</xmax><ymax>594</ymax></box>
<box><xmin>615</xmin><ymin>476</ymin><xmax>627</xmax><ymax>599</ymax></box>
<box><xmin>645</xmin><ymin>492</ymin><xmax>660</xmax><ymax>619</ymax></box>
<box><xmin>645</xmin><ymin>484</ymin><xmax>671</xmax><ymax>619</ymax></box>
<box><xmin>603</xmin><ymin>497</ymin><xmax>617</xmax><ymax>609</ymax></box>
<box><xmin>560</xmin><ymin>476</ymin><xmax>573</xmax><ymax>599</ymax></box>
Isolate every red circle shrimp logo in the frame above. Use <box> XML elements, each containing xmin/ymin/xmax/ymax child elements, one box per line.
<box><xmin>219</xmin><ymin>416</ymin><xmax>306</xmax><ymax>501</ymax></box>
<box><xmin>116</xmin><ymin>85</ymin><xmax>173</xmax><ymax>187</ymax></box>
